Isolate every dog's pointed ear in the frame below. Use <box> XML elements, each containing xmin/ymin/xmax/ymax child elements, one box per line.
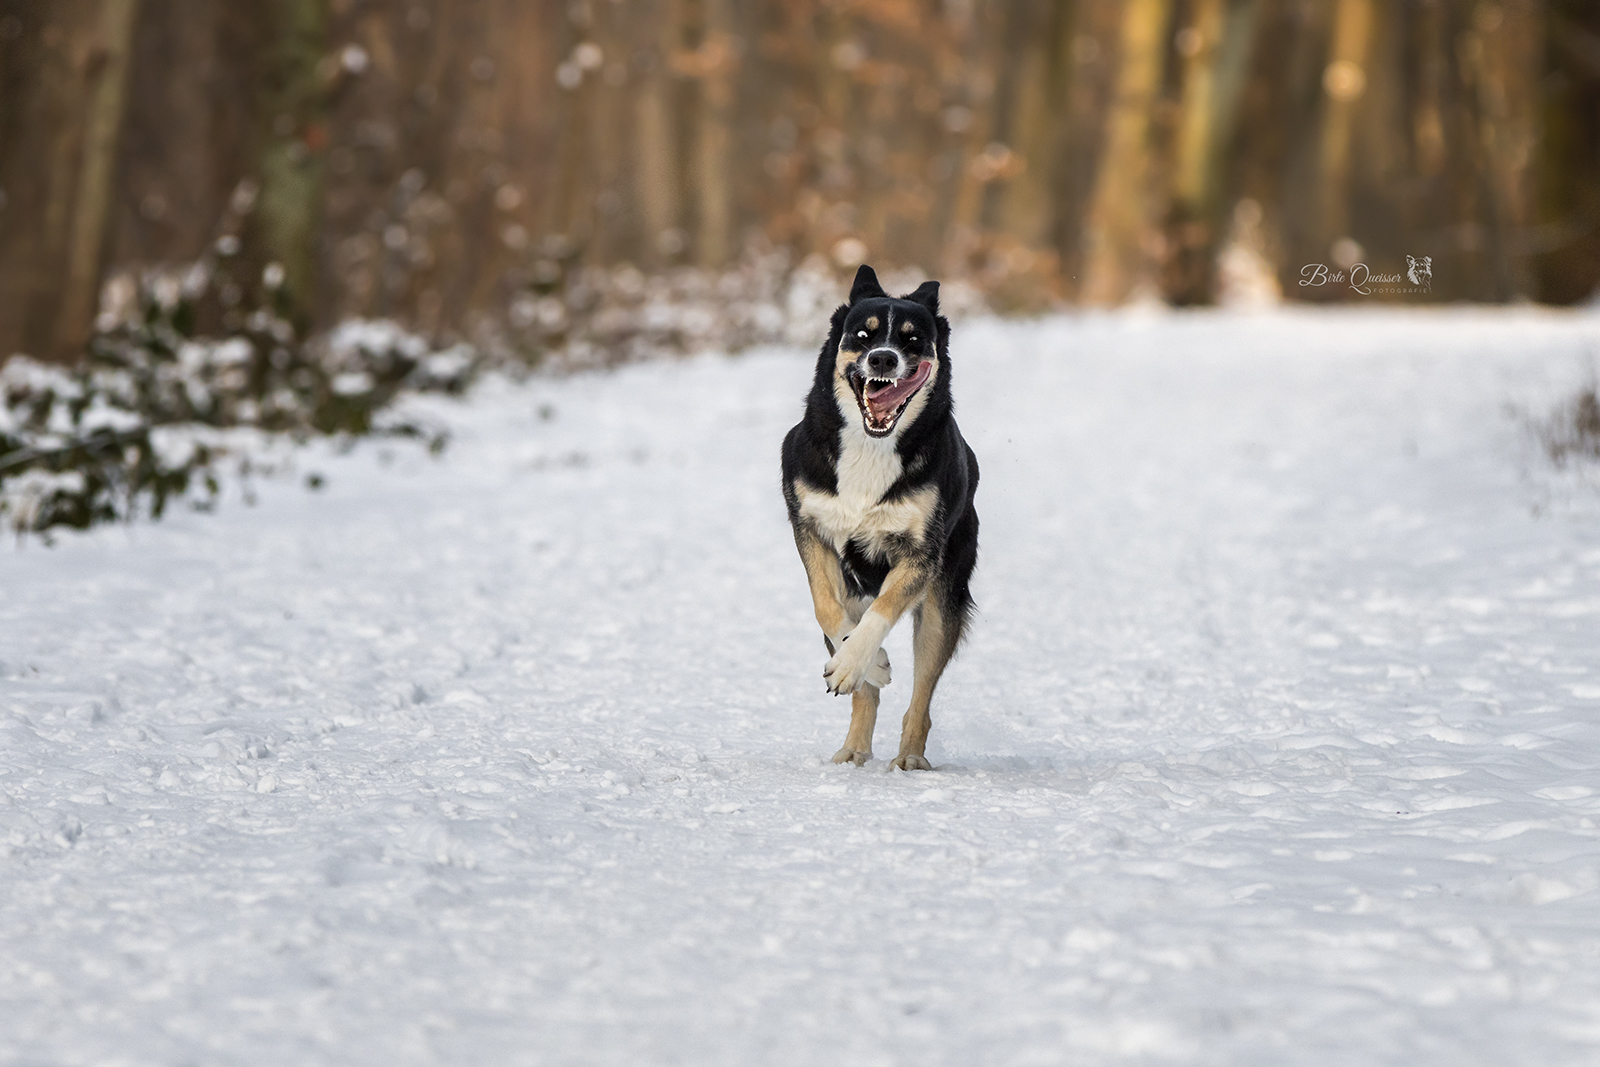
<box><xmin>904</xmin><ymin>280</ymin><xmax>940</xmax><ymax>314</ymax></box>
<box><xmin>849</xmin><ymin>264</ymin><xmax>887</xmax><ymax>304</ymax></box>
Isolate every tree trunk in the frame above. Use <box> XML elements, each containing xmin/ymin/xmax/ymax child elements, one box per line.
<box><xmin>1164</xmin><ymin>0</ymin><xmax>1262</xmax><ymax>304</ymax></box>
<box><xmin>53</xmin><ymin>0</ymin><xmax>140</xmax><ymax>359</ymax></box>
<box><xmin>1081</xmin><ymin>0</ymin><xmax>1171</xmax><ymax>305</ymax></box>
<box><xmin>1533</xmin><ymin>3</ymin><xmax>1600</xmax><ymax>303</ymax></box>
<box><xmin>993</xmin><ymin>0</ymin><xmax>1056</xmax><ymax>248</ymax></box>
<box><xmin>635</xmin><ymin>0</ymin><xmax>682</xmax><ymax>267</ymax></box>
<box><xmin>1462</xmin><ymin>1</ymin><xmax>1541</xmax><ymax>301</ymax></box>
<box><xmin>252</xmin><ymin>0</ymin><xmax>328</xmax><ymax>334</ymax></box>
<box><xmin>691</xmin><ymin>0</ymin><xmax>734</xmax><ymax>268</ymax></box>
<box><xmin>1313</xmin><ymin>0</ymin><xmax>1372</xmax><ymax>263</ymax></box>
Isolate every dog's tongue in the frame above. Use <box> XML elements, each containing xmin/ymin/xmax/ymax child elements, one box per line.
<box><xmin>865</xmin><ymin>360</ymin><xmax>933</xmax><ymax>416</ymax></box>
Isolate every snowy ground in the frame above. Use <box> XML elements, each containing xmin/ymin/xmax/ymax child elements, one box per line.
<box><xmin>4</xmin><ymin>309</ymin><xmax>1600</xmax><ymax>1066</ymax></box>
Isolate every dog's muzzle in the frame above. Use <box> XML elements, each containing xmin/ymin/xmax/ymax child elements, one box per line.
<box><xmin>846</xmin><ymin>353</ymin><xmax>933</xmax><ymax>437</ymax></box>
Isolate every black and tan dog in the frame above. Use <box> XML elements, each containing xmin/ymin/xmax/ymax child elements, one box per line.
<box><xmin>781</xmin><ymin>264</ymin><xmax>979</xmax><ymax>770</ymax></box>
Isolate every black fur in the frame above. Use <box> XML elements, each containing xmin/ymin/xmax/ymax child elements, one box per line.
<box><xmin>781</xmin><ymin>265</ymin><xmax>979</xmax><ymax>637</ymax></box>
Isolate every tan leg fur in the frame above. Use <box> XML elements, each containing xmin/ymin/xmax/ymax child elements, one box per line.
<box><xmin>832</xmin><ymin>685</ymin><xmax>879</xmax><ymax>765</ymax></box>
<box><xmin>892</xmin><ymin>590</ymin><xmax>959</xmax><ymax>771</ymax></box>
<box><xmin>795</xmin><ymin>526</ymin><xmax>848</xmax><ymax>642</ymax></box>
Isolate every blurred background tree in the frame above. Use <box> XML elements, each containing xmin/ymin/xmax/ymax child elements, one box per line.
<box><xmin>2</xmin><ymin>0</ymin><xmax>1598</xmax><ymax>364</ymax></box>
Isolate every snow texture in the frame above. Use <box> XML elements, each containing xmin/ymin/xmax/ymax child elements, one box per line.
<box><xmin>4</xmin><ymin>309</ymin><xmax>1600</xmax><ymax>1066</ymax></box>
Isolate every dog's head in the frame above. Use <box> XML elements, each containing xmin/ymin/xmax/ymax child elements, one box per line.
<box><xmin>825</xmin><ymin>264</ymin><xmax>948</xmax><ymax>440</ymax></box>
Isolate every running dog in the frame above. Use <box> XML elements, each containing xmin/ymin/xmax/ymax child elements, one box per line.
<box><xmin>780</xmin><ymin>265</ymin><xmax>979</xmax><ymax>770</ymax></box>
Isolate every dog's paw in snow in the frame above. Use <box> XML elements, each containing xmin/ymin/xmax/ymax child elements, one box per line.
<box><xmin>831</xmin><ymin>746</ymin><xmax>872</xmax><ymax>766</ymax></box>
<box><xmin>823</xmin><ymin>638</ymin><xmax>890</xmax><ymax>695</ymax></box>
<box><xmin>891</xmin><ymin>753</ymin><xmax>932</xmax><ymax>771</ymax></box>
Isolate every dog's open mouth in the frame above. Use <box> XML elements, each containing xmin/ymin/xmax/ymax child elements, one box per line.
<box><xmin>848</xmin><ymin>360</ymin><xmax>933</xmax><ymax>437</ymax></box>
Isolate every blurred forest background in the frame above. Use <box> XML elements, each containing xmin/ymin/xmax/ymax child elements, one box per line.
<box><xmin>4</xmin><ymin>0</ymin><xmax>1600</xmax><ymax>366</ymax></box>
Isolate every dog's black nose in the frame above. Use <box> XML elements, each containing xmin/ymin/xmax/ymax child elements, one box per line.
<box><xmin>866</xmin><ymin>350</ymin><xmax>899</xmax><ymax>377</ymax></box>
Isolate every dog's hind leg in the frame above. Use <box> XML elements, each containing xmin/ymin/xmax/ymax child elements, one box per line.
<box><xmin>894</xmin><ymin>495</ymin><xmax>977</xmax><ymax>771</ymax></box>
<box><xmin>893</xmin><ymin>591</ymin><xmax>959</xmax><ymax>771</ymax></box>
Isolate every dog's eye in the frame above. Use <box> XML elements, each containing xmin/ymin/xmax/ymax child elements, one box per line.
<box><xmin>907</xmin><ymin>335</ymin><xmax>918</xmax><ymax>344</ymax></box>
<box><xmin>856</xmin><ymin>330</ymin><xmax>869</xmax><ymax>340</ymax></box>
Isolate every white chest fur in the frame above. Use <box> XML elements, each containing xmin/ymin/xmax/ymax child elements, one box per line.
<box><xmin>795</xmin><ymin>427</ymin><xmax>936</xmax><ymax>556</ymax></box>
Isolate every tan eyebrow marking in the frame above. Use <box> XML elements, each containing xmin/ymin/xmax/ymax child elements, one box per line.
<box><xmin>865</xmin><ymin>316</ymin><xmax>879</xmax><ymax>330</ymax></box>
<box><xmin>900</xmin><ymin>320</ymin><xmax>915</xmax><ymax>332</ymax></box>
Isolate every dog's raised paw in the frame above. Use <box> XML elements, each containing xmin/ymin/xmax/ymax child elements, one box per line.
<box><xmin>892</xmin><ymin>753</ymin><xmax>932</xmax><ymax>771</ymax></box>
<box><xmin>823</xmin><ymin>640</ymin><xmax>890</xmax><ymax>694</ymax></box>
<box><xmin>831</xmin><ymin>747</ymin><xmax>871</xmax><ymax>766</ymax></box>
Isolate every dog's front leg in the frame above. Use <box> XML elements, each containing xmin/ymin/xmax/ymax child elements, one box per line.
<box><xmin>831</xmin><ymin>678</ymin><xmax>880</xmax><ymax>766</ymax></box>
<box><xmin>795</xmin><ymin>525</ymin><xmax>852</xmax><ymax>646</ymax></box>
<box><xmin>823</xmin><ymin>555</ymin><xmax>928</xmax><ymax>697</ymax></box>
<box><xmin>797</xmin><ymin>527</ymin><xmax>891</xmax><ymax>697</ymax></box>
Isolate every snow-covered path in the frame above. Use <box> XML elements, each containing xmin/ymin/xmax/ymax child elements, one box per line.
<box><xmin>4</xmin><ymin>310</ymin><xmax>1600</xmax><ymax>1066</ymax></box>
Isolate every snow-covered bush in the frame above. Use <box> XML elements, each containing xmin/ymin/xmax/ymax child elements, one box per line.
<box><xmin>1</xmin><ymin>272</ymin><xmax>479</xmax><ymax>537</ymax></box>
<box><xmin>1538</xmin><ymin>386</ymin><xmax>1600</xmax><ymax>467</ymax></box>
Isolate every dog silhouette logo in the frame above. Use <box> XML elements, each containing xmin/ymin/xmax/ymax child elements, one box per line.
<box><xmin>1406</xmin><ymin>255</ymin><xmax>1432</xmax><ymax>287</ymax></box>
